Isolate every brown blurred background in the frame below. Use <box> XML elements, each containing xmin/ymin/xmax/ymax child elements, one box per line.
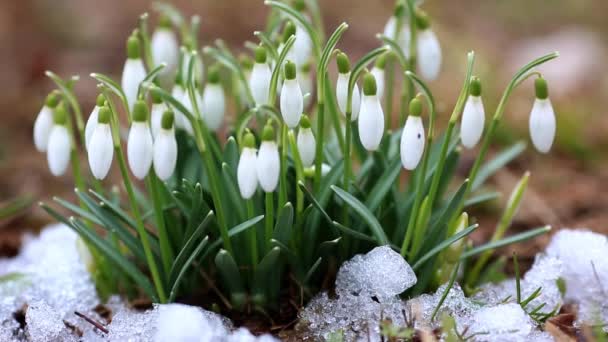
<box><xmin>1</xmin><ymin>0</ymin><xmax>607</xmax><ymax>256</ymax></box>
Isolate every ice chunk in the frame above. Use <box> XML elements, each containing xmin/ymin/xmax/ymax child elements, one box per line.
<box><xmin>155</xmin><ymin>303</ymin><xmax>229</xmax><ymax>342</ymax></box>
<box><xmin>106</xmin><ymin>306</ymin><xmax>157</xmax><ymax>342</ymax></box>
<box><xmin>335</xmin><ymin>246</ymin><xmax>417</xmax><ymax>301</ymax></box>
<box><xmin>468</xmin><ymin>303</ymin><xmax>533</xmax><ymax>342</ymax></box>
<box><xmin>407</xmin><ymin>283</ymin><xmax>479</xmax><ymax>330</ymax></box>
<box><xmin>26</xmin><ymin>301</ymin><xmax>76</xmax><ymax>342</ymax></box>
<box><xmin>225</xmin><ymin>328</ymin><xmax>279</xmax><ymax>342</ymax></box>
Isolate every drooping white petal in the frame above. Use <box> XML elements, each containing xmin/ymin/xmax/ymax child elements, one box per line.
<box><xmin>201</xmin><ymin>84</ymin><xmax>225</xmax><ymax>131</ymax></box>
<box><xmin>153</xmin><ymin>128</ymin><xmax>178</xmax><ymax>181</ymax></box>
<box><xmin>33</xmin><ymin>106</ymin><xmax>53</xmax><ymax>152</ymax></box>
<box><xmin>84</xmin><ymin>106</ymin><xmax>100</xmax><ymax>150</ymax></box>
<box><xmin>46</xmin><ymin>125</ymin><xmax>71</xmax><ymax>176</ymax></box>
<box><xmin>297</xmin><ymin>127</ymin><xmax>316</xmax><ymax>167</ymax></box>
<box><xmin>121</xmin><ymin>59</ymin><xmax>147</xmax><ymax>112</ymax></box>
<box><xmin>293</xmin><ymin>24</ymin><xmax>313</xmax><ymax>67</ymax></box>
<box><xmin>237</xmin><ymin>147</ymin><xmax>258</xmax><ymax>199</ymax></box>
<box><xmin>336</xmin><ymin>73</ymin><xmax>361</xmax><ymax>121</ymax></box>
<box><xmin>300</xmin><ymin>71</ymin><xmax>313</xmax><ymax>106</ymax></box>
<box><xmin>529</xmin><ymin>98</ymin><xmax>556</xmax><ymax>153</ymax></box>
<box><xmin>127</xmin><ymin>122</ymin><xmax>154</xmax><ymax>179</ymax></box>
<box><xmin>256</xmin><ymin>141</ymin><xmax>280</xmax><ymax>192</ymax></box>
<box><xmin>249</xmin><ymin>63</ymin><xmax>272</xmax><ymax>106</ymax></box>
<box><xmin>417</xmin><ymin>29</ymin><xmax>441</xmax><ymax>81</ymax></box>
<box><xmin>460</xmin><ymin>95</ymin><xmax>485</xmax><ymax>149</ymax></box>
<box><xmin>88</xmin><ymin>123</ymin><xmax>114</xmax><ymax>180</ymax></box>
<box><xmin>400</xmin><ymin>116</ymin><xmax>425</xmax><ymax>170</ymax></box>
<box><xmin>150</xmin><ymin>103</ymin><xmax>166</xmax><ymax>138</ymax></box>
<box><xmin>179</xmin><ymin>89</ymin><xmax>199</xmax><ymax>136</ymax></box>
<box><xmin>383</xmin><ymin>16</ymin><xmax>411</xmax><ymax>58</ymax></box>
<box><xmin>357</xmin><ymin>95</ymin><xmax>385</xmax><ymax>151</ymax></box>
<box><xmin>370</xmin><ymin>67</ymin><xmax>385</xmax><ymax>99</ymax></box>
<box><xmin>151</xmin><ymin>29</ymin><xmax>179</xmax><ymax>83</ymax></box>
<box><xmin>280</xmin><ymin>79</ymin><xmax>304</xmax><ymax>128</ymax></box>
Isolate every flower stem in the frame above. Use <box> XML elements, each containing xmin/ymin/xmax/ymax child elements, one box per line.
<box><xmin>146</xmin><ymin>172</ymin><xmax>173</xmax><ymax>276</ymax></box>
<box><xmin>278</xmin><ymin>124</ymin><xmax>288</xmax><ymax>207</ymax></box>
<box><xmin>264</xmin><ymin>192</ymin><xmax>274</xmax><ymax>252</ymax></box>
<box><xmin>288</xmin><ymin>131</ymin><xmax>305</xmax><ymax>214</ymax></box>
<box><xmin>246</xmin><ymin>200</ymin><xmax>258</xmax><ymax>269</ymax></box>
<box><xmin>313</xmin><ymin>101</ymin><xmax>325</xmax><ymax>191</ymax></box>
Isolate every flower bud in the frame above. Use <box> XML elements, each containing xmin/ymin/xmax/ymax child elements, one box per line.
<box><xmin>127</xmin><ymin>101</ymin><xmax>153</xmax><ymax>179</ymax></box>
<box><xmin>88</xmin><ymin>106</ymin><xmax>114</xmax><ymax>180</ymax></box>
<box><xmin>122</xmin><ymin>33</ymin><xmax>147</xmax><ymax>112</ymax></box>
<box><xmin>400</xmin><ymin>97</ymin><xmax>425</xmax><ymax>170</ymax></box>
<box><xmin>358</xmin><ymin>73</ymin><xmax>384</xmax><ymax>151</ymax></box>
<box><xmin>237</xmin><ymin>132</ymin><xmax>259</xmax><ymax>199</ymax></box>
<box><xmin>151</xmin><ymin>16</ymin><xmax>179</xmax><ymax>84</ymax></box>
<box><xmin>201</xmin><ymin>66</ymin><xmax>225</xmax><ymax>131</ymax></box>
<box><xmin>460</xmin><ymin>77</ymin><xmax>485</xmax><ymax>149</ymax></box>
<box><xmin>249</xmin><ymin>46</ymin><xmax>272</xmax><ymax>106</ymax></box>
<box><xmin>416</xmin><ymin>11</ymin><xmax>441</xmax><ymax>81</ymax></box>
<box><xmin>280</xmin><ymin>61</ymin><xmax>304</xmax><ymax>128</ymax></box>
<box><xmin>256</xmin><ymin>124</ymin><xmax>280</xmax><ymax>192</ymax></box>
<box><xmin>297</xmin><ymin>115</ymin><xmax>316</xmax><ymax>167</ymax></box>
<box><xmin>47</xmin><ymin>105</ymin><xmax>71</xmax><ymax>176</ymax></box>
<box><xmin>529</xmin><ymin>77</ymin><xmax>556</xmax><ymax>153</ymax></box>
<box><xmin>154</xmin><ymin>110</ymin><xmax>178</xmax><ymax>181</ymax></box>
<box><xmin>335</xmin><ymin>52</ymin><xmax>361</xmax><ymax>121</ymax></box>
<box><xmin>34</xmin><ymin>91</ymin><xmax>60</xmax><ymax>152</ymax></box>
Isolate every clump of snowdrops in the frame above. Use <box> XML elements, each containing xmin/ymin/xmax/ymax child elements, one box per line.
<box><xmin>35</xmin><ymin>0</ymin><xmax>558</xmax><ymax>315</ymax></box>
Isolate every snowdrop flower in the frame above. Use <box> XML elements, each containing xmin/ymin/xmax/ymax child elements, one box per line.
<box><xmin>278</xmin><ymin>21</ymin><xmax>297</xmax><ymax>67</ymax></box>
<box><xmin>416</xmin><ymin>11</ymin><xmax>441</xmax><ymax>81</ymax></box>
<box><xmin>33</xmin><ymin>91</ymin><xmax>60</xmax><ymax>152</ymax></box>
<box><xmin>153</xmin><ymin>110</ymin><xmax>178</xmax><ymax>181</ymax></box>
<box><xmin>127</xmin><ymin>101</ymin><xmax>153</xmax><ymax>180</ymax></box>
<box><xmin>460</xmin><ymin>76</ymin><xmax>485</xmax><ymax>149</ymax></box>
<box><xmin>280</xmin><ymin>61</ymin><xmax>304</xmax><ymax>128</ymax></box>
<box><xmin>300</xmin><ymin>62</ymin><xmax>313</xmax><ymax>107</ymax></box>
<box><xmin>239</xmin><ymin>55</ymin><xmax>254</xmax><ymax>106</ymax></box>
<box><xmin>237</xmin><ymin>131</ymin><xmax>258</xmax><ymax>199</ymax></box>
<box><xmin>151</xmin><ymin>16</ymin><xmax>179</xmax><ymax>85</ymax></box>
<box><xmin>150</xmin><ymin>91</ymin><xmax>166</xmax><ymax>138</ymax></box>
<box><xmin>400</xmin><ymin>97</ymin><xmax>425</xmax><ymax>170</ymax></box>
<box><xmin>383</xmin><ymin>3</ymin><xmax>411</xmax><ymax>58</ymax></box>
<box><xmin>370</xmin><ymin>53</ymin><xmax>387</xmax><ymax>99</ymax></box>
<box><xmin>179</xmin><ymin>81</ymin><xmax>200</xmax><ymax>136</ymax></box>
<box><xmin>180</xmin><ymin>42</ymin><xmax>204</xmax><ymax>84</ymax></box>
<box><xmin>46</xmin><ymin>104</ymin><xmax>71</xmax><ymax>176</ymax></box>
<box><xmin>256</xmin><ymin>124</ymin><xmax>280</xmax><ymax>192</ymax></box>
<box><xmin>201</xmin><ymin>66</ymin><xmax>225</xmax><ymax>131</ymax></box>
<box><xmin>88</xmin><ymin>106</ymin><xmax>114</xmax><ymax>180</ymax></box>
<box><xmin>84</xmin><ymin>94</ymin><xmax>106</xmax><ymax>150</ymax></box>
<box><xmin>292</xmin><ymin>0</ymin><xmax>313</xmax><ymax>68</ymax></box>
<box><xmin>170</xmin><ymin>76</ymin><xmax>193</xmax><ymax>135</ymax></box>
<box><xmin>335</xmin><ymin>52</ymin><xmax>361</xmax><ymax>121</ymax></box>
<box><xmin>529</xmin><ymin>77</ymin><xmax>556</xmax><ymax>153</ymax></box>
<box><xmin>358</xmin><ymin>73</ymin><xmax>385</xmax><ymax>151</ymax></box>
<box><xmin>121</xmin><ymin>33</ymin><xmax>147</xmax><ymax>112</ymax></box>
<box><xmin>297</xmin><ymin>115</ymin><xmax>316</xmax><ymax>167</ymax></box>
<box><xmin>249</xmin><ymin>46</ymin><xmax>271</xmax><ymax>106</ymax></box>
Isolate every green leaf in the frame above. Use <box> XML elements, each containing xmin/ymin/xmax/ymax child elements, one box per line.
<box><xmin>138</xmin><ymin>63</ymin><xmax>167</xmax><ymax>99</ymax></box>
<box><xmin>460</xmin><ymin>226</ymin><xmax>551</xmax><ymax>260</ymax></box>
<box><xmin>304</xmin><ymin>257</ymin><xmax>322</xmax><ymax>284</ymax></box>
<box><xmin>472</xmin><ymin>142</ymin><xmax>526</xmax><ymax>191</ymax></box>
<box><xmin>412</xmin><ymin>224</ymin><xmax>478</xmax><ymax>270</ymax></box>
<box><xmin>89</xmin><ymin>190</ymin><xmax>138</xmax><ymax>229</ymax></box>
<box><xmin>431</xmin><ymin>262</ymin><xmax>460</xmax><ymax>321</ymax></box>
<box><xmin>168</xmin><ymin>236</ymin><xmax>209</xmax><ymax>302</ymax></box>
<box><xmin>169</xmin><ymin>211</ymin><xmax>215</xmax><ymax>284</ymax></box>
<box><xmin>53</xmin><ymin>196</ymin><xmax>102</xmax><ymax>226</ymax></box>
<box><xmin>251</xmin><ymin>247</ymin><xmax>281</xmax><ymax>299</ymax></box>
<box><xmin>223</xmin><ymin>136</ymin><xmax>239</xmax><ymax>171</ymax></box>
<box><xmin>464</xmin><ymin>191</ymin><xmax>501</xmax><ymax>207</ymax></box>
<box><xmin>331</xmin><ymin>221</ymin><xmax>376</xmax><ymax>243</ymax></box>
<box><xmin>272</xmin><ymin>202</ymin><xmax>294</xmax><ymax>245</ymax></box>
<box><xmin>221</xmin><ymin>163</ymin><xmax>247</xmax><ymax>224</ymax></box>
<box><xmin>299</xmin><ymin>181</ymin><xmax>331</xmax><ymax>224</ymax></box>
<box><xmin>331</xmin><ymin>185</ymin><xmax>389</xmax><ymax>245</ymax></box>
<box><xmin>365</xmin><ymin>156</ymin><xmax>401</xmax><ymax>213</ymax></box>
<box><xmin>214</xmin><ymin>249</ymin><xmax>246</xmax><ymax>307</ymax></box>
<box><xmin>200</xmin><ymin>215</ymin><xmax>265</xmax><ymax>261</ymax></box>
<box><xmin>90</xmin><ymin>72</ymin><xmax>128</xmax><ymax>111</ymax></box>
<box><xmin>0</xmin><ymin>196</ymin><xmax>32</xmax><ymax>220</ymax></box>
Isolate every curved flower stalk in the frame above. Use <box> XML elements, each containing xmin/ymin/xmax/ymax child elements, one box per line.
<box><xmin>400</xmin><ymin>96</ymin><xmax>425</xmax><ymax>170</ymax></box>
<box><xmin>150</xmin><ymin>92</ymin><xmax>166</xmax><ymax>138</ymax></box>
<box><xmin>201</xmin><ymin>66</ymin><xmax>225</xmax><ymax>131</ymax></box>
<box><xmin>336</xmin><ymin>52</ymin><xmax>360</xmax><ymax>121</ymax></box>
<box><xmin>88</xmin><ymin>106</ymin><xmax>114</xmax><ymax>180</ymax></box>
<box><xmin>256</xmin><ymin>124</ymin><xmax>280</xmax><ymax>193</ymax></box>
<box><xmin>151</xmin><ymin>16</ymin><xmax>179</xmax><ymax>85</ymax></box>
<box><xmin>460</xmin><ymin>76</ymin><xmax>485</xmax><ymax>149</ymax></box>
<box><xmin>370</xmin><ymin>53</ymin><xmax>387</xmax><ymax>99</ymax></box>
<box><xmin>46</xmin><ymin>105</ymin><xmax>71</xmax><ymax>176</ymax></box>
<box><xmin>237</xmin><ymin>131</ymin><xmax>259</xmax><ymax>199</ymax></box>
<box><xmin>153</xmin><ymin>110</ymin><xmax>178</xmax><ymax>181</ymax></box>
<box><xmin>297</xmin><ymin>114</ymin><xmax>316</xmax><ymax>168</ymax></box>
<box><xmin>122</xmin><ymin>33</ymin><xmax>147</xmax><ymax>112</ymax></box>
<box><xmin>280</xmin><ymin>61</ymin><xmax>304</xmax><ymax>128</ymax></box>
<box><xmin>127</xmin><ymin>101</ymin><xmax>154</xmax><ymax>179</ymax></box>
<box><xmin>415</xmin><ymin>10</ymin><xmax>441</xmax><ymax>81</ymax></box>
<box><xmin>358</xmin><ymin>73</ymin><xmax>385</xmax><ymax>151</ymax></box>
<box><xmin>33</xmin><ymin>91</ymin><xmax>60</xmax><ymax>152</ymax></box>
<box><xmin>529</xmin><ymin>77</ymin><xmax>556</xmax><ymax>153</ymax></box>
<box><xmin>249</xmin><ymin>46</ymin><xmax>272</xmax><ymax>106</ymax></box>
<box><xmin>84</xmin><ymin>94</ymin><xmax>106</xmax><ymax>150</ymax></box>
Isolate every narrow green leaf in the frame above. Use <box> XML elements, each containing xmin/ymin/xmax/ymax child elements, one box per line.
<box><xmin>460</xmin><ymin>226</ymin><xmax>551</xmax><ymax>260</ymax></box>
<box><xmin>472</xmin><ymin>142</ymin><xmax>526</xmax><ymax>191</ymax></box>
<box><xmin>465</xmin><ymin>191</ymin><xmax>501</xmax><ymax>207</ymax></box>
<box><xmin>200</xmin><ymin>215</ymin><xmax>265</xmax><ymax>261</ymax></box>
<box><xmin>213</xmin><ymin>248</ymin><xmax>246</xmax><ymax>305</ymax></box>
<box><xmin>252</xmin><ymin>247</ymin><xmax>281</xmax><ymax>297</ymax></box>
<box><xmin>168</xmin><ymin>236</ymin><xmax>209</xmax><ymax>302</ymax></box>
<box><xmin>413</xmin><ymin>224</ymin><xmax>478</xmax><ymax>270</ymax></box>
<box><xmin>223</xmin><ymin>136</ymin><xmax>239</xmax><ymax>171</ymax></box>
<box><xmin>299</xmin><ymin>182</ymin><xmax>331</xmax><ymax>223</ymax></box>
<box><xmin>272</xmin><ymin>202</ymin><xmax>294</xmax><ymax>245</ymax></box>
<box><xmin>332</xmin><ymin>221</ymin><xmax>376</xmax><ymax>243</ymax></box>
<box><xmin>90</xmin><ymin>73</ymin><xmax>128</xmax><ymax>110</ymax></box>
<box><xmin>431</xmin><ymin>262</ymin><xmax>460</xmax><ymax>321</ymax></box>
<box><xmin>221</xmin><ymin>163</ymin><xmax>247</xmax><ymax>223</ymax></box>
<box><xmin>365</xmin><ymin>156</ymin><xmax>402</xmax><ymax>213</ymax></box>
<box><xmin>169</xmin><ymin>211</ymin><xmax>215</xmax><ymax>284</ymax></box>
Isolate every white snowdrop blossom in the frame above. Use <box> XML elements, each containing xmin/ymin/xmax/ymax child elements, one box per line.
<box><xmin>33</xmin><ymin>92</ymin><xmax>59</xmax><ymax>152</ymax></box>
<box><xmin>293</xmin><ymin>23</ymin><xmax>313</xmax><ymax>68</ymax></box>
<box><xmin>201</xmin><ymin>67</ymin><xmax>225</xmax><ymax>131</ymax></box>
<box><xmin>237</xmin><ymin>133</ymin><xmax>259</xmax><ymax>199</ymax></box>
<box><xmin>249</xmin><ymin>46</ymin><xmax>271</xmax><ymax>106</ymax></box>
<box><xmin>280</xmin><ymin>61</ymin><xmax>304</xmax><ymax>128</ymax></box>
<box><xmin>383</xmin><ymin>6</ymin><xmax>411</xmax><ymax>58</ymax></box>
<box><xmin>181</xmin><ymin>51</ymin><xmax>205</xmax><ymax>85</ymax></box>
<box><xmin>121</xmin><ymin>34</ymin><xmax>147</xmax><ymax>112</ymax></box>
<box><xmin>154</xmin><ymin>111</ymin><xmax>178</xmax><ymax>181</ymax></box>
<box><xmin>170</xmin><ymin>83</ymin><xmax>192</xmax><ymax>135</ymax></box>
<box><xmin>150</xmin><ymin>97</ymin><xmax>166</xmax><ymax>139</ymax></box>
<box><xmin>370</xmin><ymin>66</ymin><xmax>385</xmax><ymax>100</ymax></box>
<box><xmin>297</xmin><ymin>116</ymin><xmax>316</xmax><ymax>167</ymax></box>
<box><xmin>358</xmin><ymin>73</ymin><xmax>385</xmax><ymax>151</ymax></box>
<box><xmin>179</xmin><ymin>87</ymin><xmax>199</xmax><ymax>136</ymax></box>
<box><xmin>88</xmin><ymin>107</ymin><xmax>114</xmax><ymax>180</ymax></box>
<box><xmin>151</xmin><ymin>17</ymin><xmax>179</xmax><ymax>84</ymax></box>
<box><xmin>460</xmin><ymin>77</ymin><xmax>485</xmax><ymax>149</ymax></box>
<box><xmin>300</xmin><ymin>64</ymin><xmax>313</xmax><ymax>106</ymax></box>
<box><xmin>335</xmin><ymin>53</ymin><xmax>361</xmax><ymax>121</ymax></box>
<box><xmin>416</xmin><ymin>13</ymin><xmax>441</xmax><ymax>81</ymax></box>
<box><xmin>400</xmin><ymin>98</ymin><xmax>425</xmax><ymax>170</ymax></box>
<box><xmin>84</xmin><ymin>94</ymin><xmax>106</xmax><ymax>150</ymax></box>
<box><xmin>127</xmin><ymin>101</ymin><xmax>154</xmax><ymax>180</ymax></box>
<box><xmin>256</xmin><ymin>125</ymin><xmax>280</xmax><ymax>193</ymax></box>
<box><xmin>46</xmin><ymin>105</ymin><xmax>71</xmax><ymax>176</ymax></box>
<box><xmin>529</xmin><ymin>77</ymin><xmax>556</xmax><ymax>153</ymax></box>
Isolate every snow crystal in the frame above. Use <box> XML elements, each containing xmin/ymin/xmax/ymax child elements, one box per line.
<box><xmin>155</xmin><ymin>303</ymin><xmax>230</xmax><ymax>342</ymax></box>
<box><xmin>468</xmin><ymin>303</ymin><xmax>534</xmax><ymax>342</ymax></box>
<box><xmin>26</xmin><ymin>301</ymin><xmax>76</xmax><ymax>342</ymax></box>
<box><xmin>335</xmin><ymin>245</ymin><xmax>417</xmax><ymax>301</ymax></box>
<box><xmin>225</xmin><ymin>328</ymin><xmax>279</xmax><ymax>342</ymax></box>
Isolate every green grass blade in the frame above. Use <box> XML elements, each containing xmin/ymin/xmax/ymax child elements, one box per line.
<box><xmin>168</xmin><ymin>236</ymin><xmax>209</xmax><ymax>302</ymax></box>
<box><xmin>331</xmin><ymin>221</ymin><xmax>376</xmax><ymax>243</ymax></box>
<box><xmin>412</xmin><ymin>224</ymin><xmax>478</xmax><ymax>270</ymax></box>
<box><xmin>169</xmin><ymin>210</ymin><xmax>215</xmax><ymax>284</ymax></box>
<box><xmin>460</xmin><ymin>225</ymin><xmax>551</xmax><ymax>260</ymax></box>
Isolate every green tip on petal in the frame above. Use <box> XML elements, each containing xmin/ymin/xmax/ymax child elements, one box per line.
<box><xmin>174</xmin><ymin>72</ymin><xmax>183</xmax><ymax>85</ymax></box>
<box><xmin>158</xmin><ymin>15</ymin><xmax>172</xmax><ymax>29</ymax></box>
<box><xmin>53</xmin><ymin>104</ymin><xmax>68</xmax><ymax>125</ymax></box>
<box><xmin>300</xmin><ymin>114</ymin><xmax>311</xmax><ymax>128</ymax></box>
<box><xmin>95</xmin><ymin>94</ymin><xmax>106</xmax><ymax>107</ymax></box>
<box><xmin>415</xmin><ymin>9</ymin><xmax>431</xmax><ymax>30</ymax></box>
<box><xmin>284</xmin><ymin>60</ymin><xmax>297</xmax><ymax>80</ymax></box>
<box><xmin>132</xmin><ymin>101</ymin><xmax>148</xmax><ymax>122</ymax></box>
<box><xmin>301</xmin><ymin>61</ymin><xmax>311</xmax><ymax>73</ymax></box>
<box><xmin>97</xmin><ymin>106</ymin><xmax>111</xmax><ymax>124</ymax></box>
<box><xmin>127</xmin><ymin>33</ymin><xmax>141</xmax><ymax>59</ymax></box>
<box><xmin>470</xmin><ymin>76</ymin><xmax>482</xmax><ymax>97</ymax></box>
<box><xmin>239</xmin><ymin>54</ymin><xmax>253</xmax><ymax>70</ymax></box>
<box><xmin>336</xmin><ymin>52</ymin><xmax>350</xmax><ymax>74</ymax></box>
<box><xmin>363</xmin><ymin>73</ymin><xmax>377</xmax><ymax>96</ymax></box>
<box><xmin>409</xmin><ymin>96</ymin><xmax>423</xmax><ymax>117</ymax></box>
<box><xmin>207</xmin><ymin>65</ymin><xmax>221</xmax><ymax>84</ymax></box>
<box><xmin>394</xmin><ymin>3</ymin><xmax>405</xmax><ymax>17</ymax></box>
<box><xmin>262</xmin><ymin>124</ymin><xmax>275</xmax><ymax>141</ymax></box>
<box><xmin>375</xmin><ymin>52</ymin><xmax>387</xmax><ymax>69</ymax></box>
<box><xmin>535</xmin><ymin>77</ymin><xmax>549</xmax><ymax>100</ymax></box>
<box><xmin>243</xmin><ymin>131</ymin><xmax>256</xmax><ymax>148</ymax></box>
<box><xmin>161</xmin><ymin>110</ymin><xmax>174</xmax><ymax>129</ymax></box>
<box><xmin>293</xmin><ymin>0</ymin><xmax>306</xmax><ymax>12</ymax></box>
<box><xmin>254</xmin><ymin>46</ymin><xmax>267</xmax><ymax>64</ymax></box>
<box><xmin>45</xmin><ymin>91</ymin><xmax>61</xmax><ymax>108</ymax></box>
<box><xmin>282</xmin><ymin>21</ymin><xmax>296</xmax><ymax>44</ymax></box>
